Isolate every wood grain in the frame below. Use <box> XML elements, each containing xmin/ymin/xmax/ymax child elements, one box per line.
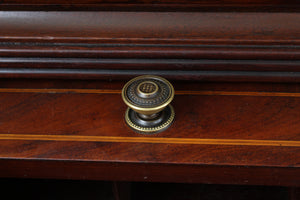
<box><xmin>0</xmin><ymin>89</ymin><xmax>300</xmax><ymax>175</ymax></box>
<box><xmin>0</xmin><ymin>84</ymin><xmax>299</xmax><ymax>187</ymax></box>
<box><xmin>0</xmin><ymin>91</ymin><xmax>300</xmax><ymax>141</ymax></box>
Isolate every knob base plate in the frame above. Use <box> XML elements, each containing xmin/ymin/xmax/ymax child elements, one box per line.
<box><xmin>125</xmin><ymin>105</ymin><xmax>175</xmax><ymax>134</ymax></box>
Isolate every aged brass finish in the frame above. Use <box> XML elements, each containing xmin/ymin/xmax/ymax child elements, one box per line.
<box><xmin>122</xmin><ymin>75</ymin><xmax>175</xmax><ymax>134</ymax></box>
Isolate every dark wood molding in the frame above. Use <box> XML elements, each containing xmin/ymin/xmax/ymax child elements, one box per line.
<box><xmin>2</xmin><ymin>68</ymin><xmax>300</xmax><ymax>82</ymax></box>
<box><xmin>0</xmin><ymin>0</ymin><xmax>299</xmax><ymax>12</ymax></box>
<box><xmin>1</xmin><ymin>5</ymin><xmax>299</xmax><ymax>12</ymax></box>
<box><xmin>0</xmin><ymin>11</ymin><xmax>299</xmax><ymax>81</ymax></box>
<box><xmin>1</xmin><ymin>43</ymin><xmax>299</xmax><ymax>60</ymax></box>
<box><xmin>0</xmin><ymin>12</ymin><xmax>299</xmax><ymax>45</ymax></box>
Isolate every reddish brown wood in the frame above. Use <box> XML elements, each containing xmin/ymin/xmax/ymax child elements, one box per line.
<box><xmin>0</xmin><ymin>81</ymin><xmax>299</xmax><ymax>186</ymax></box>
<box><xmin>0</xmin><ymin>92</ymin><xmax>299</xmax><ymax>141</ymax></box>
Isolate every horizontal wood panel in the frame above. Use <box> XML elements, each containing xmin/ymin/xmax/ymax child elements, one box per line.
<box><xmin>1</xmin><ymin>92</ymin><xmax>300</xmax><ymax>140</ymax></box>
<box><xmin>0</xmin><ymin>90</ymin><xmax>299</xmax><ymax>163</ymax></box>
<box><xmin>0</xmin><ymin>81</ymin><xmax>299</xmax><ymax>185</ymax></box>
<box><xmin>0</xmin><ymin>140</ymin><xmax>299</xmax><ymax>167</ymax></box>
<box><xmin>0</xmin><ymin>12</ymin><xmax>299</xmax><ymax>45</ymax></box>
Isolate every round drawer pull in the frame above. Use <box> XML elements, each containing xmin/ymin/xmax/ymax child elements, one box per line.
<box><xmin>122</xmin><ymin>75</ymin><xmax>175</xmax><ymax>134</ymax></box>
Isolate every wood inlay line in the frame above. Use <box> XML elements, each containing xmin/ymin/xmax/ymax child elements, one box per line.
<box><xmin>0</xmin><ymin>134</ymin><xmax>299</xmax><ymax>147</ymax></box>
<box><xmin>1</xmin><ymin>88</ymin><xmax>300</xmax><ymax>97</ymax></box>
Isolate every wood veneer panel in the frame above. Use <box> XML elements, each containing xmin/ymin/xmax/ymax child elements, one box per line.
<box><xmin>0</xmin><ymin>91</ymin><xmax>300</xmax><ymax>140</ymax></box>
<box><xmin>0</xmin><ymin>88</ymin><xmax>299</xmax><ymax>186</ymax></box>
<box><xmin>0</xmin><ymin>92</ymin><xmax>300</xmax><ymax>141</ymax></box>
<box><xmin>0</xmin><ymin>90</ymin><xmax>300</xmax><ymax>173</ymax></box>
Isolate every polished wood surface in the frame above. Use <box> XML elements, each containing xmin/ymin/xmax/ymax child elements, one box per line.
<box><xmin>0</xmin><ymin>80</ymin><xmax>299</xmax><ymax>186</ymax></box>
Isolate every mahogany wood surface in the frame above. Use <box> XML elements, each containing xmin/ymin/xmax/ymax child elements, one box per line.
<box><xmin>0</xmin><ymin>80</ymin><xmax>299</xmax><ymax>186</ymax></box>
<box><xmin>0</xmin><ymin>1</ymin><xmax>299</xmax><ymax>188</ymax></box>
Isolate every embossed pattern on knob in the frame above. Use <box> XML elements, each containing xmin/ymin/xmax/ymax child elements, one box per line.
<box><xmin>122</xmin><ymin>75</ymin><xmax>174</xmax><ymax>115</ymax></box>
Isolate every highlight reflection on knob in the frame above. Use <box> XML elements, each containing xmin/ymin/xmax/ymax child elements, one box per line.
<box><xmin>122</xmin><ymin>75</ymin><xmax>175</xmax><ymax>134</ymax></box>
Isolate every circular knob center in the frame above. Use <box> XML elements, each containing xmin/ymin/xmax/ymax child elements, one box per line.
<box><xmin>137</xmin><ymin>81</ymin><xmax>158</xmax><ymax>98</ymax></box>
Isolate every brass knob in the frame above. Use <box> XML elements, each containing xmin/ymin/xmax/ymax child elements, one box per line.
<box><xmin>122</xmin><ymin>75</ymin><xmax>175</xmax><ymax>134</ymax></box>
